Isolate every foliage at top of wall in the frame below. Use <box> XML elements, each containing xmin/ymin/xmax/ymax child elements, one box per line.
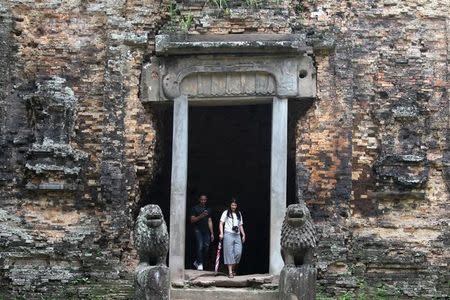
<box><xmin>166</xmin><ymin>0</ymin><xmax>194</xmax><ymax>32</ymax></box>
<box><xmin>164</xmin><ymin>0</ymin><xmax>292</xmax><ymax>33</ymax></box>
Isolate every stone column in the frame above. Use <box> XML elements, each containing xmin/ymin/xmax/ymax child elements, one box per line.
<box><xmin>169</xmin><ymin>95</ymin><xmax>188</xmax><ymax>285</ymax></box>
<box><xmin>269</xmin><ymin>96</ymin><xmax>288</xmax><ymax>274</ymax></box>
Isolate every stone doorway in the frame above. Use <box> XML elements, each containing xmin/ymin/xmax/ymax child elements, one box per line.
<box><xmin>140</xmin><ymin>34</ymin><xmax>316</xmax><ymax>285</ymax></box>
<box><xmin>185</xmin><ymin>104</ymin><xmax>271</xmax><ymax>275</ymax></box>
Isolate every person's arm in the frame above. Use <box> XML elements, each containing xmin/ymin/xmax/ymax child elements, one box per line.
<box><xmin>208</xmin><ymin>217</ymin><xmax>214</xmax><ymax>241</ymax></box>
<box><xmin>240</xmin><ymin>225</ymin><xmax>246</xmax><ymax>243</ymax></box>
<box><xmin>239</xmin><ymin>213</ymin><xmax>245</xmax><ymax>243</ymax></box>
<box><xmin>190</xmin><ymin>210</ymin><xmax>208</xmax><ymax>223</ymax></box>
<box><xmin>219</xmin><ymin>221</ymin><xmax>224</xmax><ymax>240</ymax></box>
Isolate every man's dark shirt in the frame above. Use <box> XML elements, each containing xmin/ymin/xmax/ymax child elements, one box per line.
<box><xmin>191</xmin><ymin>204</ymin><xmax>211</xmax><ymax>233</ymax></box>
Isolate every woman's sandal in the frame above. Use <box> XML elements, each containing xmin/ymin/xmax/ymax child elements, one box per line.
<box><xmin>228</xmin><ymin>272</ymin><xmax>234</xmax><ymax>278</ymax></box>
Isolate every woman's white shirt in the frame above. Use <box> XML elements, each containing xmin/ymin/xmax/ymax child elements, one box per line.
<box><xmin>220</xmin><ymin>210</ymin><xmax>243</xmax><ymax>233</ymax></box>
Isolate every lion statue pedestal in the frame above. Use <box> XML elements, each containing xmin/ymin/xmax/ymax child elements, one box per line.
<box><xmin>279</xmin><ymin>265</ymin><xmax>317</xmax><ymax>300</ymax></box>
<box><xmin>279</xmin><ymin>203</ymin><xmax>317</xmax><ymax>300</ymax></box>
<box><xmin>134</xmin><ymin>204</ymin><xmax>170</xmax><ymax>300</ymax></box>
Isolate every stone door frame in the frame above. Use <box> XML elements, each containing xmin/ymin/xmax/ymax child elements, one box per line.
<box><xmin>140</xmin><ymin>34</ymin><xmax>316</xmax><ymax>285</ymax></box>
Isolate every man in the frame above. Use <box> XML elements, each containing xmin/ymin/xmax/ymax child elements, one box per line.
<box><xmin>190</xmin><ymin>194</ymin><xmax>214</xmax><ymax>271</ymax></box>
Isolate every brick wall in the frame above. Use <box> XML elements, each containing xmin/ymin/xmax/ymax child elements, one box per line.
<box><xmin>0</xmin><ymin>0</ymin><xmax>448</xmax><ymax>298</ymax></box>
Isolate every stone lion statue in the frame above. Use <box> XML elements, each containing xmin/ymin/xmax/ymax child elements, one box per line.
<box><xmin>281</xmin><ymin>203</ymin><xmax>316</xmax><ymax>266</ymax></box>
<box><xmin>134</xmin><ymin>204</ymin><xmax>169</xmax><ymax>266</ymax></box>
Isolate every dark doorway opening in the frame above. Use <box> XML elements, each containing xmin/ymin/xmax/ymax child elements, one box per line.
<box><xmin>139</xmin><ymin>100</ymin><xmax>311</xmax><ymax>277</ymax></box>
<box><xmin>185</xmin><ymin>104</ymin><xmax>271</xmax><ymax>275</ymax></box>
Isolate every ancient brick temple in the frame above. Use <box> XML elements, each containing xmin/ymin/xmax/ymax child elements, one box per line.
<box><xmin>0</xmin><ymin>0</ymin><xmax>449</xmax><ymax>299</ymax></box>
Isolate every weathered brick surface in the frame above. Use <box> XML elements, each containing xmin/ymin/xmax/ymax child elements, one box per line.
<box><xmin>0</xmin><ymin>0</ymin><xmax>448</xmax><ymax>298</ymax></box>
<box><xmin>0</xmin><ymin>3</ymin><xmax>13</xmax><ymax>190</ymax></box>
<box><xmin>0</xmin><ymin>0</ymin><xmax>169</xmax><ymax>298</ymax></box>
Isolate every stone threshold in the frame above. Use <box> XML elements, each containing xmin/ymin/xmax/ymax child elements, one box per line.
<box><xmin>184</xmin><ymin>270</ymin><xmax>279</xmax><ymax>289</ymax></box>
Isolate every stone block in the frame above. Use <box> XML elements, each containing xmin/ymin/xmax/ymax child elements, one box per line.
<box><xmin>278</xmin><ymin>265</ymin><xmax>317</xmax><ymax>300</ymax></box>
<box><xmin>134</xmin><ymin>264</ymin><xmax>170</xmax><ymax>300</ymax></box>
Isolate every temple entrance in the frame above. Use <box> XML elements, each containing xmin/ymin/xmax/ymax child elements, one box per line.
<box><xmin>185</xmin><ymin>104</ymin><xmax>271</xmax><ymax>275</ymax></box>
<box><xmin>141</xmin><ymin>34</ymin><xmax>317</xmax><ymax>284</ymax></box>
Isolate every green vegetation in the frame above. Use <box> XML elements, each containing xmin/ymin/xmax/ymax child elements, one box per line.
<box><xmin>72</xmin><ymin>276</ymin><xmax>92</xmax><ymax>285</ymax></box>
<box><xmin>0</xmin><ymin>294</ymin><xmax>26</xmax><ymax>300</ymax></box>
<box><xmin>245</xmin><ymin>0</ymin><xmax>262</xmax><ymax>8</ymax></box>
<box><xmin>316</xmin><ymin>290</ymin><xmax>335</xmax><ymax>300</ymax></box>
<box><xmin>179</xmin><ymin>13</ymin><xmax>194</xmax><ymax>32</ymax></box>
<box><xmin>316</xmin><ymin>280</ymin><xmax>401</xmax><ymax>300</ymax></box>
<box><xmin>166</xmin><ymin>0</ymin><xmax>194</xmax><ymax>32</ymax></box>
<box><xmin>211</xmin><ymin>0</ymin><xmax>229</xmax><ymax>9</ymax></box>
<box><xmin>169</xmin><ymin>0</ymin><xmax>178</xmax><ymax>18</ymax></box>
<box><xmin>295</xmin><ymin>2</ymin><xmax>305</xmax><ymax>13</ymax></box>
<box><xmin>295</xmin><ymin>0</ymin><xmax>319</xmax><ymax>14</ymax></box>
<box><xmin>43</xmin><ymin>278</ymin><xmax>131</xmax><ymax>300</ymax></box>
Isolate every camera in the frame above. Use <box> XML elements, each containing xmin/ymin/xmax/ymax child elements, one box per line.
<box><xmin>232</xmin><ymin>226</ymin><xmax>239</xmax><ymax>233</ymax></box>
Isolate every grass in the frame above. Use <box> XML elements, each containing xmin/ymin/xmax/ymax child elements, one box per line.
<box><xmin>316</xmin><ymin>281</ymin><xmax>396</xmax><ymax>300</ymax></box>
<box><xmin>169</xmin><ymin>0</ymin><xmax>178</xmax><ymax>17</ymax></box>
<box><xmin>210</xmin><ymin>0</ymin><xmax>228</xmax><ymax>9</ymax></box>
<box><xmin>179</xmin><ymin>13</ymin><xmax>194</xmax><ymax>32</ymax></box>
<box><xmin>245</xmin><ymin>0</ymin><xmax>262</xmax><ymax>8</ymax></box>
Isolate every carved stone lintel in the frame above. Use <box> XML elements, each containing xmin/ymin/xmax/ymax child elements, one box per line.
<box><xmin>155</xmin><ymin>34</ymin><xmax>312</xmax><ymax>56</ymax></box>
<box><xmin>141</xmin><ymin>34</ymin><xmax>317</xmax><ymax>104</ymax></box>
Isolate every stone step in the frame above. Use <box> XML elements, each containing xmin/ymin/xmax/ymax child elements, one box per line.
<box><xmin>171</xmin><ymin>287</ymin><xmax>278</xmax><ymax>300</ymax></box>
<box><xmin>185</xmin><ymin>270</ymin><xmax>278</xmax><ymax>288</ymax></box>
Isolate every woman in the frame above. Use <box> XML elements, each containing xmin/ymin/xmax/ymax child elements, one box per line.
<box><xmin>219</xmin><ymin>198</ymin><xmax>246</xmax><ymax>278</ymax></box>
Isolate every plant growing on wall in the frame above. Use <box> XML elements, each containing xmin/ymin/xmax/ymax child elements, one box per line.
<box><xmin>295</xmin><ymin>0</ymin><xmax>317</xmax><ymax>14</ymax></box>
<box><xmin>166</xmin><ymin>0</ymin><xmax>194</xmax><ymax>32</ymax></box>
<box><xmin>179</xmin><ymin>13</ymin><xmax>194</xmax><ymax>32</ymax></box>
<box><xmin>169</xmin><ymin>0</ymin><xmax>179</xmax><ymax>18</ymax></box>
<box><xmin>295</xmin><ymin>2</ymin><xmax>305</xmax><ymax>13</ymax></box>
<box><xmin>245</xmin><ymin>0</ymin><xmax>262</xmax><ymax>8</ymax></box>
<box><xmin>210</xmin><ymin>0</ymin><xmax>228</xmax><ymax>9</ymax></box>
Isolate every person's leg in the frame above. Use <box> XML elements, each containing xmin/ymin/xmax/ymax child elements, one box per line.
<box><xmin>223</xmin><ymin>233</ymin><xmax>234</xmax><ymax>277</ymax></box>
<box><xmin>227</xmin><ymin>264</ymin><xmax>233</xmax><ymax>278</ymax></box>
<box><xmin>194</xmin><ymin>230</ymin><xmax>203</xmax><ymax>267</ymax></box>
<box><xmin>233</xmin><ymin>235</ymin><xmax>242</xmax><ymax>274</ymax></box>
<box><xmin>201</xmin><ymin>230</ymin><xmax>210</xmax><ymax>269</ymax></box>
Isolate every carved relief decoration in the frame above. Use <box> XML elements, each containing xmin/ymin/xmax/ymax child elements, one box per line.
<box><xmin>141</xmin><ymin>34</ymin><xmax>317</xmax><ymax>104</ymax></box>
<box><xmin>180</xmin><ymin>71</ymin><xmax>276</xmax><ymax>98</ymax></box>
